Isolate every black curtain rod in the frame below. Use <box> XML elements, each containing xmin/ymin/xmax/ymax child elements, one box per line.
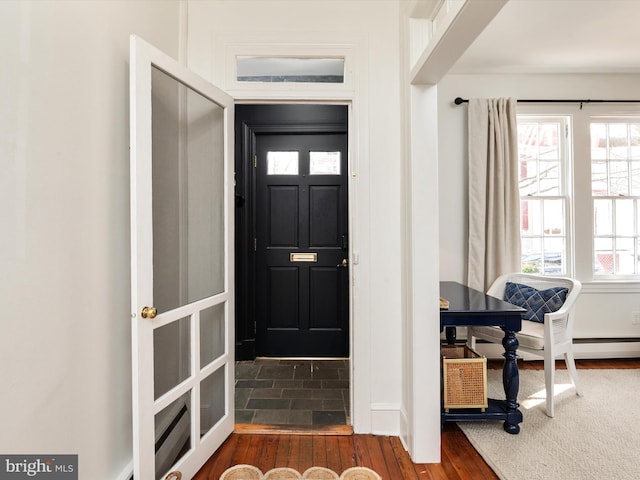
<box><xmin>454</xmin><ymin>96</ymin><xmax>640</xmax><ymax>106</ymax></box>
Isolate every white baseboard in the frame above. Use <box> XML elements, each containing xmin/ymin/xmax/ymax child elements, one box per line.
<box><xmin>370</xmin><ymin>403</ymin><xmax>401</xmax><ymax>435</ymax></box>
<box><xmin>398</xmin><ymin>407</ymin><xmax>410</xmax><ymax>454</ymax></box>
<box><xmin>115</xmin><ymin>460</ymin><xmax>132</xmax><ymax>480</ymax></box>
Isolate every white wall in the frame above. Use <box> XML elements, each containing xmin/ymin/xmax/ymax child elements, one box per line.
<box><xmin>438</xmin><ymin>73</ymin><xmax>640</xmax><ymax>355</ymax></box>
<box><xmin>0</xmin><ymin>1</ymin><xmax>180</xmax><ymax>478</ymax></box>
<box><xmin>186</xmin><ymin>0</ymin><xmax>404</xmax><ymax>435</ymax></box>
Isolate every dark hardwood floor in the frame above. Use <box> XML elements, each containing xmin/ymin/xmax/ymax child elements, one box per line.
<box><xmin>195</xmin><ymin>358</ymin><xmax>640</xmax><ymax>480</ymax></box>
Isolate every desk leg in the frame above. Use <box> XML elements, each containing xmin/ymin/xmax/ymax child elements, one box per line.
<box><xmin>502</xmin><ymin>329</ymin><xmax>521</xmax><ymax>434</ymax></box>
<box><xmin>445</xmin><ymin>326</ymin><xmax>456</xmax><ymax>345</ymax></box>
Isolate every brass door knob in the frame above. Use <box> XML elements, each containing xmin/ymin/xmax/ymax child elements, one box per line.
<box><xmin>141</xmin><ymin>306</ymin><xmax>157</xmax><ymax>319</ymax></box>
<box><xmin>337</xmin><ymin>258</ymin><xmax>349</xmax><ymax>268</ymax></box>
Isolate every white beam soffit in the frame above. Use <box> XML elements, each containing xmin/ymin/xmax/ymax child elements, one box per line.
<box><xmin>410</xmin><ymin>0</ymin><xmax>507</xmax><ymax>85</ymax></box>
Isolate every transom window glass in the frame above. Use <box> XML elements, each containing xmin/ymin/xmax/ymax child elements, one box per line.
<box><xmin>237</xmin><ymin>57</ymin><xmax>345</xmax><ymax>84</ymax></box>
<box><xmin>591</xmin><ymin>118</ymin><xmax>640</xmax><ymax>275</ymax></box>
<box><xmin>267</xmin><ymin>151</ymin><xmax>298</xmax><ymax>175</ymax></box>
<box><xmin>517</xmin><ymin>117</ymin><xmax>570</xmax><ymax>275</ymax></box>
<box><xmin>309</xmin><ymin>151</ymin><xmax>341</xmax><ymax>175</ymax></box>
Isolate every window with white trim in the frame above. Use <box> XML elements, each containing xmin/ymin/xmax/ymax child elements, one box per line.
<box><xmin>517</xmin><ymin>116</ymin><xmax>571</xmax><ymax>275</ymax></box>
<box><xmin>590</xmin><ymin>118</ymin><xmax>640</xmax><ymax>276</ymax></box>
<box><xmin>517</xmin><ymin>111</ymin><xmax>640</xmax><ymax>281</ymax></box>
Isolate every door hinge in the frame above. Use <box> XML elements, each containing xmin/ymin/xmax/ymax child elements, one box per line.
<box><xmin>254</xmin><ymin>238</ymin><xmax>257</xmax><ymax>251</ymax></box>
<box><xmin>254</xmin><ymin>154</ymin><xmax>257</xmax><ymax>168</ymax></box>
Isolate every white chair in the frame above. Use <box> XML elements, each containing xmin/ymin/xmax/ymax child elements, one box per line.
<box><xmin>468</xmin><ymin>273</ymin><xmax>583</xmax><ymax>417</ymax></box>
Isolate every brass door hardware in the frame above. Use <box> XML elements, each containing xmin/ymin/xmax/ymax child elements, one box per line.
<box><xmin>141</xmin><ymin>306</ymin><xmax>157</xmax><ymax>319</ymax></box>
<box><xmin>290</xmin><ymin>252</ymin><xmax>318</xmax><ymax>262</ymax></box>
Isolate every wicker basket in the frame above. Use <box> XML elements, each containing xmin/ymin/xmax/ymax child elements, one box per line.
<box><xmin>441</xmin><ymin>345</ymin><xmax>487</xmax><ymax>412</ymax></box>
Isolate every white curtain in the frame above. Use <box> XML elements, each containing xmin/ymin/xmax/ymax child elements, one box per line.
<box><xmin>467</xmin><ymin>98</ymin><xmax>521</xmax><ymax>292</ymax></box>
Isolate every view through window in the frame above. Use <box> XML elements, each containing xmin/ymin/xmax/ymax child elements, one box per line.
<box><xmin>517</xmin><ymin>113</ymin><xmax>640</xmax><ymax>279</ymax></box>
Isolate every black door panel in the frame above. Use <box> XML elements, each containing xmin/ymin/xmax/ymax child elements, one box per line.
<box><xmin>255</xmin><ymin>132</ymin><xmax>348</xmax><ymax>357</ymax></box>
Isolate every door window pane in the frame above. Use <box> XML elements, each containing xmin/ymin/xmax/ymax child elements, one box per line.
<box><xmin>151</xmin><ymin>66</ymin><xmax>225</xmax><ymax>314</ymax></box>
<box><xmin>310</xmin><ymin>151</ymin><xmax>341</xmax><ymax>175</ymax></box>
<box><xmin>154</xmin><ymin>316</ymin><xmax>191</xmax><ymax>400</ymax></box>
<box><xmin>200</xmin><ymin>303</ymin><xmax>225</xmax><ymax>368</ymax></box>
<box><xmin>200</xmin><ymin>367</ymin><xmax>226</xmax><ymax>438</ymax></box>
<box><xmin>267</xmin><ymin>151</ymin><xmax>299</xmax><ymax>175</ymax></box>
<box><xmin>155</xmin><ymin>391</ymin><xmax>191</xmax><ymax>480</ymax></box>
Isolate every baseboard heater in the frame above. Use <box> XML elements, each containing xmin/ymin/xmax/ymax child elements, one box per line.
<box><xmin>574</xmin><ymin>337</ymin><xmax>640</xmax><ymax>344</ymax></box>
<box><xmin>155</xmin><ymin>403</ymin><xmax>190</xmax><ymax>476</ymax></box>
<box><xmin>472</xmin><ymin>337</ymin><xmax>640</xmax><ymax>344</ymax></box>
<box><xmin>473</xmin><ymin>337</ymin><xmax>640</xmax><ymax>360</ymax></box>
<box><xmin>155</xmin><ymin>404</ymin><xmax>188</xmax><ymax>453</ymax></box>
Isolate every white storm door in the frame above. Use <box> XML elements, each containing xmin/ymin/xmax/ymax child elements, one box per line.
<box><xmin>130</xmin><ymin>35</ymin><xmax>234</xmax><ymax>480</ymax></box>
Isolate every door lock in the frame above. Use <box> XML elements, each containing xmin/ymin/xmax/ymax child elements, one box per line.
<box><xmin>337</xmin><ymin>258</ymin><xmax>349</xmax><ymax>268</ymax></box>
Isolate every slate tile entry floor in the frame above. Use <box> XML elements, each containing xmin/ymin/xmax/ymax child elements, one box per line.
<box><xmin>235</xmin><ymin>358</ymin><xmax>350</xmax><ymax>426</ymax></box>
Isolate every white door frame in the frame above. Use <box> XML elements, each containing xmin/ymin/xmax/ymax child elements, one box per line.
<box><xmin>219</xmin><ymin>36</ymin><xmax>370</xmax><ymax>432</ymax></box>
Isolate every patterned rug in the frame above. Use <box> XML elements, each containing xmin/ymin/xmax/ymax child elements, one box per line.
<box><xmin>219</xmin><ymin>465</ymin><xmax>381</xmax><ymax>480</ymax></box>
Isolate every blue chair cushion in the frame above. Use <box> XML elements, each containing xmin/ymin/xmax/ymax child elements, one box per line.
<box><xmin>503</xmin><ymin>282</ymin><xmax>569</xmax><ymax>323</ymax></box>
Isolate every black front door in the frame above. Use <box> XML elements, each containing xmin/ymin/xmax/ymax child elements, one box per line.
<box><xmin>255</xmin><ymin>132</ymin><xmax>349</xmax><ymax>357</ymax></box>
<box><xmin>234</xmin><ymin>104</ymin><xmax>349</xmax><ymax>358</ymax></box>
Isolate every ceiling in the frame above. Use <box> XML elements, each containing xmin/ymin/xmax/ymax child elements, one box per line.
<box><xmin>449</xmin><ymin>0</ymin><xmax>640</xmax><ymax>74</ymax></box>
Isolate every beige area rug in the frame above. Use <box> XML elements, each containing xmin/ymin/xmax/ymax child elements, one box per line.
<box><xmin>219</xmin><ymin>465</ymin><xmax>381</xmax><ymax>480</ymax></box>
<box><xmin>458</xmin><ymin>368</ymin><xmax>640</xmax><ymax>480</ymax></box>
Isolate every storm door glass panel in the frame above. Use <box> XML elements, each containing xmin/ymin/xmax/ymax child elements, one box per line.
<box><xmin>309</xmin><ymin>151</ymin><xmax>341</xmax><ymax>175</ymax></box>
<box><xmin>200</xmin><ymin>303</ymin><xmax>225</xmax><ymax>368</ymax></box>
<box><xmin>200</xmin><ymin>367</ymin><xmax>226</xmax><ymax>438</ymax></box>
<box><xmin>154</xmin><ymin>317</ymin><xmax>191</xmax><ymax>400</ymax></box>
<box><xmin>151</xmin><ymin>66</ymin><xmax>225</xmax><ymax>314</ymax></box>
<box><xmin>155</xmin><ymin>391</ymin><xmax>191</xmax><ymax>480</ymax></box>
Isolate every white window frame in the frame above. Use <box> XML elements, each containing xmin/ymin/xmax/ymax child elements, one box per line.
<box><xmin>517</xmin><ymin>115</ymin><xmax>573</xmax><ymax>277</ymax></box>
<box><xmin>518</xmin><ymin>104</ymin><xmax>640</xmax><ymax>285</ymax></box>
<box><xmin>589</xmin><ymin>115</ymin><xmax>640</xmax><ymax>279</ymax></box>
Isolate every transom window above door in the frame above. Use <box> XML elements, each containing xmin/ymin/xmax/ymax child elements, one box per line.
<box><xmin>237</xmin><ymin>56</ymin><xmax>345</xmax><ymax>83</ymax></box>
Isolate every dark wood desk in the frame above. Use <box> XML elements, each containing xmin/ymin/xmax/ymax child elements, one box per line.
<box><xmin>440</xmin><ymin>281</ymin><xmax>525</xmax><ymax>434</ymax></box>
